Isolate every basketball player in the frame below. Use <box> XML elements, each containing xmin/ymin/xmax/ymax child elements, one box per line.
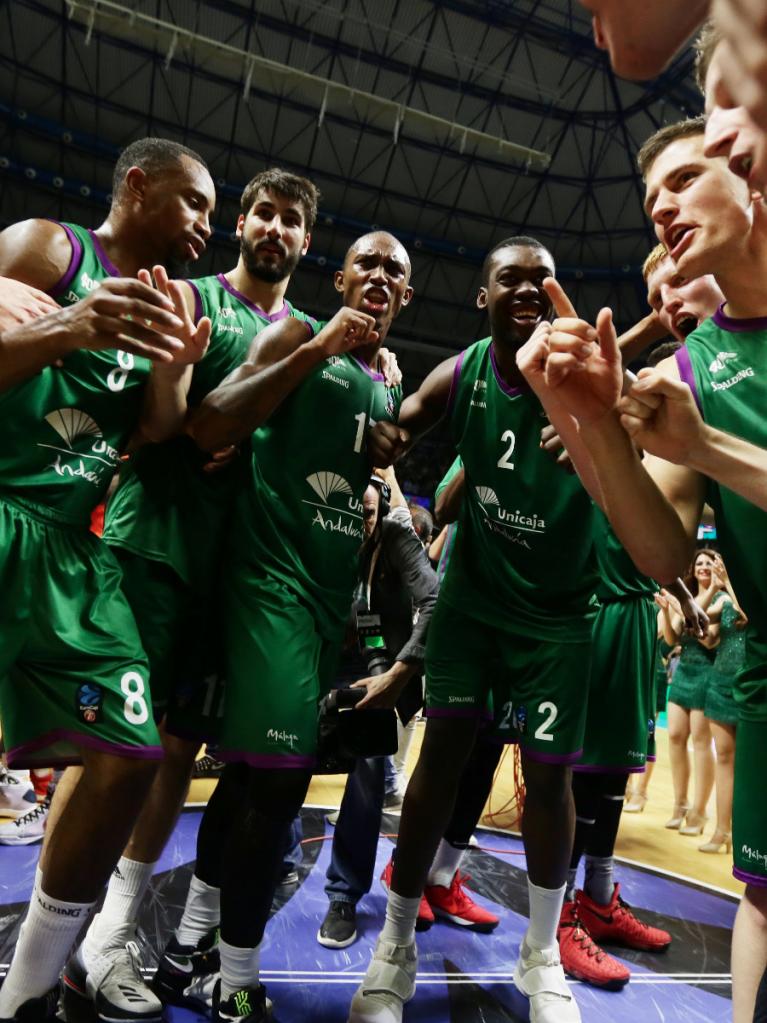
<box><xmin>0</xmin><ymin>138</ymin><xmax>215</xmax><ymax>1017</ymax></box>
<box><xmin>518</xmin><ymin>117</ymin><xmax>767</xmax><ymax>1022</ymax></box>
<box><xmin>348</xmin><ymin>236</ymin><xmax>604</xmax><ymax>1023</ymax></box>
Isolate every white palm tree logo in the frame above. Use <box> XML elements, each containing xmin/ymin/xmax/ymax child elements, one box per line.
<box><xmin>306</xmin><ymin>472</ymin><xmax>353</xmax><ymax>503</ymax></box>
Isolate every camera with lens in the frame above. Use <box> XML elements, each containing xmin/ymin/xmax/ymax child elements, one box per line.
<box><xmin>356</xmin><ymin>611</ymin><xmax>393</xmax><ymax>677</ymax></box>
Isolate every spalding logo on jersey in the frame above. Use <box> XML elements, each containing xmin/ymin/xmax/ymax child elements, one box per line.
<box><xmin>708</xmin><ymin>351</ymin><xmax>737</xmax><ymax>374</ymax></box>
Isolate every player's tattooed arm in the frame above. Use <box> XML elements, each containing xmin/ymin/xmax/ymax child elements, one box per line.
<box><xmin>189</xmin><ymin>306</ymin><xmax>377</xmax><ymax>451</ymax></box>
<box><xmin>367</xmin><ymin>355</ymin><xmax>458</xmax><ymax>467</ymax></box>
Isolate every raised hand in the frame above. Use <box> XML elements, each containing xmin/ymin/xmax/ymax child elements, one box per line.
<box><xmin>378</xmin><ymin>347</ymin><xmax>402</xmax><ymax>387</ymax></box>
<box><xmin>367</xmin><ymin>419</ymin><xmax>410</xmax><ymax>466</ymax></box>
<box><xmin>315</xmin><ymin>306</ymin><xmax>379</xmax><ymax>357</ymax></box>
<box><xmin>68</xmin><ymin>277</ymin><xmax>188</xmax><ymax>362</ymax></box>
<box><xmin>617</xmin><ymin>368</ymin><xmax>706</xmax><ymax>464</ymax></box>
<box><xmin>140</xmin><ymin>266</ymin><xmax>212</xmax><ymax>366</ymax></box>
<box><xmin>542</xmin><ymin>279</ymin><xmax>623</xmax><ymax>424</ymax></box>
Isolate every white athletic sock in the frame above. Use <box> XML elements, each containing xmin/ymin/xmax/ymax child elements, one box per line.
<box><xmin>426</xmin><ymin>839</ymin><xmax>465</xmax><ymax>888</ymax></box>
<box><xmin>380</xmin><ymin>889</ymin><xmax>421</xmax><ymax>947</ymax></box>
<box><xmin>524</xmin><ymin>879</ymin><xmax>566</xmax><ymax>952</ymax></box>
<box><xmin>175</xmin><ymin>873</ymin><xmax>221</xmax><ymax>948</ymax></box>
<box><xmin>220</xmin><ymin>937</ymin><xmax>260</xmax><ymax>998</ymax></box>
<box><xmin>0</xmin><ymin>888</ymin><xmax>95</xmax><ymax>1013</ymax></box>
<box><xmin>82</xmin><ymin>856</ymin><xmax>157</xmax><ymax>967</ymax></box>
<box><xmin>565</xmin><ymin>867</ymin><xmax>578</xmax><ymax>904</ymax></box>
<box><xmin>584</xmin><ymin>855</ymin><xmax>615</xmax><ymax>906</ymax></box>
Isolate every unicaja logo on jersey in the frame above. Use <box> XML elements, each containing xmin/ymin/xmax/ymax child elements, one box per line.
<box><xmin>474</xmin><ymin>484</ymin><xmax>545</xmax><ymax>549</ymax></box>
<box><xmin>709</xmin><ymin>351</ymin><xmax>737</xmax><ymax>373</ymax></box>
<box><xmin>38</xmin><ymin>407</ymin><xmax>119</xmax><ymax>487</ymax></box>
<box><xmin>304</xmin><ymin>472</ymin><xmax>364</xmax><ymax>540</ymax></box>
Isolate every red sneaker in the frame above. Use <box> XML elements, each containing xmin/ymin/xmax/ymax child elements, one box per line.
<box><xmin>380</xmin><ymin>858</ymin><xmax>434</xmax><ymax>930</ymax></box>
<box><xmin>424</xmin><ymin>871</ymin><xmax>499</xmax><ymax>933</ymax></box>
<box><xmin>576</xmin><ymin>884</ymin><xmax>671</xmax><ymax>951</ymax></box>
<box><xmin>557</xmin><ymin>901</ymin><xmax>630</xmax><ymax>990</ymax></box>
<box><xmin>30</xmin><ymin>769</ymin><xmax>53</xmax><ymax>804</ymax></box>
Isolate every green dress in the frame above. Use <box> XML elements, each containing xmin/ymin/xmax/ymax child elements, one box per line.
<box><xmin>705</xmin><ymin>598</ymin><xmax>745</xmax><ymax>725</ymax></box>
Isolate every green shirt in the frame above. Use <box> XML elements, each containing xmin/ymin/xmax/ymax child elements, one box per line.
<box><xmin>677</xmin><ymin>309</ymin><xmax>767</xmax><ymax>718</ymax></box>
<box><xmin>0</xmin><ymin>222</ymin><xmax>151</xmax><ymax>527</ymax></box>
<box><xmin>231</xmin><ymin>338</ymin><xmax>401</xmax><ymax>641</ymax></box>
<box><xmin>439</xmin><ymin>338</ymin><xmax>598</xmax><ymax>641</ymax></box>
<box><xmin>103</xmin><ymin>274</ymin><xmax>317</xmax><ymax>587</ymax></box>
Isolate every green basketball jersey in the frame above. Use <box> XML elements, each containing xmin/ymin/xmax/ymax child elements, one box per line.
<box><xmin>0</xmin><ymin>222</ymin><xmax>151</xmax><ymax>527</ymax></box>
<box><xmin>232</xmin><ymin>340</ymin><xmax>401</xmax><ymax>641</ymax></box>
<box><xmin>103</xmin><ymin>274</ymin><xmax>317</xmax><ymax>587</ymax></box>
<box><xmin>434</xmin><ymin>456</ymin><xmax>462</xmax><ymax>584</ymax></box>
<box><xmin>676</xmin><ymin>310</ymin><xmax>767</xmax><ymax>718</ymax></box>
<box><xmin>440</xmin><ymin>338</ymin><xmax>598</xmax><ymax>642</ymax></box>
<box><xmin>593</xmin><ymin>507</ymin><xmax>656</xmax><ymax>601</ymax></box>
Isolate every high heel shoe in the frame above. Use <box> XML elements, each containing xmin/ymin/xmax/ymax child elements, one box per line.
<box><xmin>679</xmin><ymin>810</ymin><xmax>709</xmax><ymax>836</ymax></box>
<box><xmin>699</xmin><ymin>831</ymin><xmax>732</xmax><ymax>854</ymax></box>
<box><xmin>624</xmin><ymin>793</ymin><xmax>647</xmax><ymax>813</ymax></box>
<box><xmin>664</xmin><ymin>802</ymin><xmax>690</xmax><ymax>829</ymax></box>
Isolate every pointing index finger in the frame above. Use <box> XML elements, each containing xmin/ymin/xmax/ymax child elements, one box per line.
<box><xmin>543</xmin><ymin>277</ymin><xmax>578</xmax><ymax>319</ymax></box>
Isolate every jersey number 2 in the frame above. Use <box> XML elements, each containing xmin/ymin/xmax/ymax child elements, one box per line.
<box><xmin>497</xmin><ymin>429</ymin><xmax>516</xmax><ymax>470</ymax></box>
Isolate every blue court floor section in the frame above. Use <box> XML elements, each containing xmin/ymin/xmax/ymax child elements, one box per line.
<box><xmin>0</xmin><ymin>806</ymin><xmax>737</xmax><ymax>1022</ymax></box>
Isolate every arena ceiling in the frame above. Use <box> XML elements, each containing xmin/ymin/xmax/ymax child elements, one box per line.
<box><xmin>1</xmin><ymin>0</ymin><xmax>703</xmax><ymax>377</ymax></box>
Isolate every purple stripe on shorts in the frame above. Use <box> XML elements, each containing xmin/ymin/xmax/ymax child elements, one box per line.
<box><xmin>521</xmin><ymin>745</ymin><xmax>583</xmax><ymax>766</ymax></box>
<box><xmin>646</xmin><ymin>754</ymin><xmax>657</xmax><ymax>762</ymax></box>
<box><xmin>423</xmin><ymin>705</ymin><xmax>485</xmax><ymax>720</ymax></box>
<box><xmin>88</xmin><ymin>229</ymin><xmax>122</xmax><ymax>277</ymax></box>
<box><xmin>733</xmin><ymin>866</ymin><xmax>767</xmax><ymax>887</ymax></box>
<box><xmin>218</xmin><ymin>749</ymin><xmax>316</xmax><ymax>769</ymax></box>
<box><xmin>675</xmin><ymin>346</ymin><xmax>702</xmax><ymax>413</ymax></box>
<box><xmin>7</xmin><ymin>729</ymin><xmax>164</xmax><ymax>768</ymax></box>
<box><xmin>446</xmin><ymin>350</ymin><xmax>466</xmax><ymax>417</ymax></box>
<box><xmin>187</xmin><ymin>280</ymin><xmax>203</xmax><ymax>325</ymax></box>
<box><xmin>47</xmin><ymin>221</ymin><xmax>81</xmax><ymax>299</ymax></box>
<box><xmin>572</xmin><ymin>762</ymin><xmax>646</xmax><ymax>774</ymax></box>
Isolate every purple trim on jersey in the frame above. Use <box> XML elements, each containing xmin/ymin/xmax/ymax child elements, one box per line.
<box><xmin>216</xmin><ymin>272</ymin><xmax>290</xmax><ymax>322</ymax></box>
<box><xmin>218</xmin><ymin>749</ymin><xmax>316</xmax><ymax>769</ymax></box>
<box><xmin>423</xmin><ymin>705</ymin><xmax>486</xmax><ymax>720</ymax></box>
<box><xmin>47</xmin><ymin>221</ymin><xmax>82</xmax><ymax>298</ymax></box>
<box><xmin>352</xmin><ymin>355</ymin><xmax>385</xmax><ymax>382</ymax></box>
<box><xmin>88</xmin><ymin>230</ymin><xmax>122</xmax><ymax>277</ymax></box>
<box><xmin>490</xmin><ymin>344</ymin><xmax>525</xmax><ymax>397</ymax></box>
<box><xmin>7</xmin><ymin>730</ymin><xmax>164</xmax><ymax>768</ymax></box>
<box><xmin>520</xmin><ymin>745</ymin><xmax>583</xmax><ymax>765</ymax></box>
<box><xmin>187</xmin><ymin>280</ymin><xmax>203</xmax><ymax>325</ymax></box>
<box><xmin>675</xmin><ymin>346</ymin><xmax>702</xmax><ymax>413</ymax></box>
<box><xmin>734</xmin><ymin>866</ymin><xmax>767</xmax><ymax>887</ymax></box>
<box><xmin>572</xmin><ymin>762</ymin><xmax>646</xmax><ymax>775</ymax></box>
<box><xmin>714</xmin><ymin>302</ymin><xmax>767</xmax><ymax>333</ymax></box>
<box><xmin>446</xmin><ymin>350</ymin><xmax>466</xmax><ymax>416</ymax></box>
<box><xmin>646</xmin><ymin>754</ymin><xmax>657</xmax><ymax>762</ymax></box>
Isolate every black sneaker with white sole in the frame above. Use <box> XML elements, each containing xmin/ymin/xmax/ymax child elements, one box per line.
<box><xmin>151</xmin><ymin>927</ymin><xmax>220</xmax><ymax>1011</ymax></box>
<box><xmin>213</xmin><ymin>980</ymin><xmax>270</xmax><ymax>1022</ymax></box>
<box><xmin>317</xmin><ymin>901</ymin><xmax>358</xmax><ymax>948</ymax></box>
<box><xmin>63</xmin><ymin>942</ymin><xmax>163</xmax><ymax>1022</ymax></box>
<box><xmin>0</xmin><ymin>984</ymin><xmax>60</xmax><ymax>1022</ymax></box>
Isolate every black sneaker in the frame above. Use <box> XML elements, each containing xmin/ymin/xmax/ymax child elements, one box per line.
<box><xmin>192</xmin><ymin>755</ymin><xmax>225</xmax><ymax>779</ymax></box>
<box><xmin>317</xmin><ymin>901</ymin><xmax>358</xmax><ymax>949</ymax></box>
<box><xmin>0</xmin><ymin>984</ymin><xmax>60</xmax><ymax>1021</ymax></box>
<box><xmin>151</xmin><ymin>927</ymin><xmax>220</xmax><ymax>1010</ymax></box>
<box><xmin>213</xmin><ymin>980</ymin><xmax>270</xmax><ymax>1021</ymax></box>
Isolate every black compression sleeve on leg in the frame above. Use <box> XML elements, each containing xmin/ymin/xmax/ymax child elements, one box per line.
<box><xmin>220</xmin><ymin>766</ymin><xmax>311</xmax><ymax>949</ymax></box>
<box><xmin>195</xmin><ymin>763</ymin><xmax>248</xmax><ymax>888</ymax></box>
<box><xmin>570</xmin><ymin>771</ymin><xmax>603</xmax><ymax>871</ymax></box>
<box><xmin>586</xmin><ymin>771</ymin><xmax>629</xmax><ymax>858</ymax></box>
<box><xmin>443</xmin><ymin>727</ymin><xmax>503</xmax><ymax>847</ymax></box>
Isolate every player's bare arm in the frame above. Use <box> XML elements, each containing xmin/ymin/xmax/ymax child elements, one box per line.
<box><xmin>0</xmin><ymin>277</ymin><xmax>59</xmax><ymax>332</ymax></box>
<box><xmin>0</xmin><ymin>219</ymin><xmax>74</xmax><ymax>292</ymax></box>
<box><xmin>435</xmin><ymin>466</ymin><xmax>465</xmax><ymax>525</ymax></box>
<box><xmin>188</xmin><ymin>305</ymin><xmax>378</xmax><ymax>451</ymax></box>
<box><xmin>367</xmin><ymin>355</ymin><xmax>457</xmax><ymax>467</ymax></box>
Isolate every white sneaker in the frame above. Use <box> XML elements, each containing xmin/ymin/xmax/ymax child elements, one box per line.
<box><xmin>0</xmin><ymin>799</ymin><xmax>49</xmax><ymax>844</ymax></box>
<box><xmin>64</xmin><ymin>940</ymin><xmax>164</xmax><ymax>1022</ymax></box>
<box><xmin>0</xmin><ymin>768</ymin><xmax>37</xmax><ymax>818</ymax></box>
<box><xmin>326</xmin><ymin>809</ymin><xmax>340</xmax><ymax>826</ymax></box>
<box><xmin>513</xmin><ymin>941</ymin><xmax>581</xmax><ymax>1023</ymax></box>
<box><xmin>348</xmin><ymin>937</ymin><xmax>417</xmax><ymax>1023</ymax></box>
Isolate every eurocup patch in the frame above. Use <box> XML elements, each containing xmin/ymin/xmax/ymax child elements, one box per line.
<box><xmin>513</xmin><ymin>705</ymin><xmax>528</xmax><ymax>734</ymax></box>
<box><xmin>76</xmin><ymin>682</ymin><xmax>104</xmax><ymax>724</ymax></box>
